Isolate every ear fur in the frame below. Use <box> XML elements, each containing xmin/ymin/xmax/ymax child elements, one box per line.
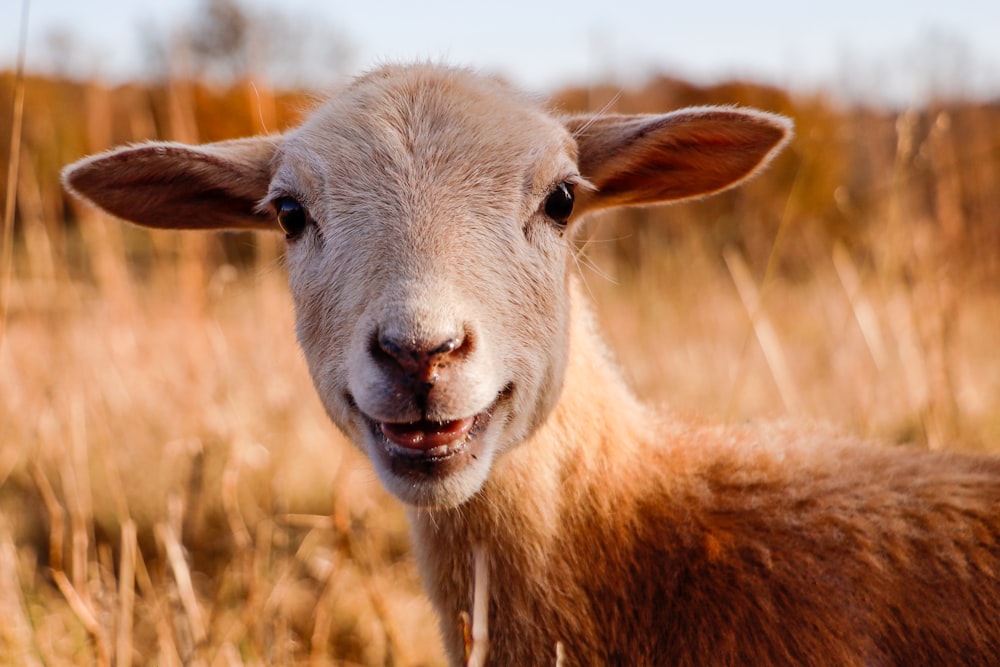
<box><xmin>62</xmin><ymin>135</ymin><xmax>283</xmax><ymax>230</ymax></box>
<box><xmin>564</xmin><ymin>107</ymin><xmax>792</xmax><ymax>217</ymax></box>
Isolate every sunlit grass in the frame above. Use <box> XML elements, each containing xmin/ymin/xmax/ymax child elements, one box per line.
<box><xmin>1</xmin><ymin>68</ymin><xmax>999</xmax><ymax>664</ymax></box>
<box><xmin>2</xmin><ymin>264</ymin><xmax>444</xmax><ymax>665</ymax></box>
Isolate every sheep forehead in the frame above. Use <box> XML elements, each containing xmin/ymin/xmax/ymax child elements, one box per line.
<box><xmin>277</xmin><ymin>66</ymin><xmax>578</xmax><ymax>214</ymax></box>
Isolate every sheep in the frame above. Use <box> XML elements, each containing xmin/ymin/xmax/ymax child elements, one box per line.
<box><xmin>63</xmin><ymin>64</ymin><xmax>1000</xmax><ymax>666</ymax></box>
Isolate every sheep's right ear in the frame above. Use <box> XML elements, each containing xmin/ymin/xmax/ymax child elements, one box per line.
<box><xmin>564</xmin><ymin>108</ymin><xmax>792</xmax><ymax>218</ymax></box>
<box><xmin>62</xmin><ymin>135</ymin><xmax>283</xmax><ymax>231</ymax></box>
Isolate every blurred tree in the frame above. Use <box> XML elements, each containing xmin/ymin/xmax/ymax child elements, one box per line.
<box><xmin>184</xmin><ymin>0</ymin><xmax>353</xmax><ymax>88</ymax></box>
<box><xmin>138</xmin><ymin>0</ymin><xmax>354</xmax><ymax>89</ymax></box>
<box><xmin>189</xmin><ymin>0</ymin><xmax>250</xmax><ymax>82</ymax></box>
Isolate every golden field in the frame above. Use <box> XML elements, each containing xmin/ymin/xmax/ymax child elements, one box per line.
<box><xmin>1</xmin><ymin>68</ymin><xmax>999</xmax><ymax>665</ymax></box>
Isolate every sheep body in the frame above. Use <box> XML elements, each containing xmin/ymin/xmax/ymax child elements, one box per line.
<box><xmin>410</xmin><ymin>281</ymin><xmax>1000</xmax><ymax>665</ymax></box>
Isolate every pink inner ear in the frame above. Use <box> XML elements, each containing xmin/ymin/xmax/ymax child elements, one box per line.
<box><xmin>599</xmin><ymin>120</ymin><xmax>789</xmax><ymax>203</ymax></box>
<box><xmin>570</xmin><ymin>109</ymin><xmax>792</xmax><ymax>212</ymax></box>
<box><xmin>63</xmin><ymin>137</ymin><xmax>281</xmax><ymax>231</ymax></box>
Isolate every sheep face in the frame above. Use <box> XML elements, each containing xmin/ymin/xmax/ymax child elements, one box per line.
<box><xmin>62</xmin><ymin>64</ymin><xmax>791</xmax><ymax>509</ymax></box>
<box><xmin>271</xmin><ymin>70</ymin><xmax>579</xmax><ymax>507</ymax></box>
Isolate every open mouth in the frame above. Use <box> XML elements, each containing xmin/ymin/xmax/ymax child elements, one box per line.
<box><xmin>356</xmin><ymin>387</ymin><xmax>510</xmax><ymax>480</ymax></box>
<box><xmin>366</xmin><ymin>412</ymin><xmax>486</xmax><ymax>479</ymax></box>
<box><xmin>380</xmin><ymin>417</ymin><xmax>477</xmax><ymax>456</ymax></box>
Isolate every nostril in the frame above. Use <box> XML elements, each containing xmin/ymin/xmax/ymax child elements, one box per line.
<box><xmin>371</xmin><ymin>329</ymin><xmax>470</xmax><ymax>379</ymax></box>
<box><xmin>369</xmin><ymin>332</ymin><xmax>391</xmax><ymax>362</ymax></box>
<box><xmin>373</xmin><ymin>332</ymin><xmax>419</xmax><ymax>374</ymax></box>
<box><xmin>451</xmin><ymin>327</ymin><xmax>474</xmax><ymax>360</ymax></box>
<box><xmin>429</xmin><ymin>337</ymin><xmax>461</xmax><ymax>357</ymax></box>
<box><xmin>376</xmin><ymin>333</ymin><xmax>405</xmax><ymax>362</ymax></box>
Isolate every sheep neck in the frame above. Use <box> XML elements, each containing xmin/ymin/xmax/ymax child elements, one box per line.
<box><xmin>406</xmin><ymin>274</ymin><xmax>650</xmax><ymax>663</ymax></box>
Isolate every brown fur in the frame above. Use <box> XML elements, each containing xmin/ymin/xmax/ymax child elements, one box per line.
<box><xmin>413</xmin><ymin>284</ymin><xmax>1000</xmax><ymax>665</ymax></box>
<box><xmin>62</xmin><ymin>64</ymin><xmax>1000</xmax><ymax>665</ymax></box>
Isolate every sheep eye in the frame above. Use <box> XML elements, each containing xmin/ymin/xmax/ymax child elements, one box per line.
<box><xmin>275</xmin><ymin>196</ymin><xmax>308</xmax><ymax>239</ymax></box>
<box><xmin>544</xmin><ymin>182</ymin><xmax>575</xmax><ymax>226</ymax></box>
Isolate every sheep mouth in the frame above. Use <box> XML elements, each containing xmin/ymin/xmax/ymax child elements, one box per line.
<box><xmin>359</xmin><ymin>388</ymin><xmax>510</xmax><ymax>480</ymax></box>
<box><xmin>365</xmin><ymin>413</ymin><xmax>485</xmax><ymax>479</ymax></box>
<box><xmin>380</xmin><ymin>417</ymin><xmax>477</xmax><ymax>455</ymax></box>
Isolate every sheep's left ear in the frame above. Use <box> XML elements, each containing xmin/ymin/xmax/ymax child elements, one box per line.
<box><xmin>62</xmin><ymin>135</ymin><xmax>283</xmax><ymax>231</ymax></box>
<box><xmin>564</xmin><ymin>107</ymin><xmax>792</xmax><ymax>218</ymax></box>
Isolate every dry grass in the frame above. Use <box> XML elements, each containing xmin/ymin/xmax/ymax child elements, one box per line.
<box><xmin>2</xmin><ymin>258</ymin><xmax>443</xmax><ymax>665</ymax></box>
<box><xmin>584</xmin><ymin>231</ymin><xmax>1000</xmax><ymax>449</ymax></box>
<box><xmin>1</xmin><ymin>70</ymin><xmax>999</xmax><ymax>664</ymax></box>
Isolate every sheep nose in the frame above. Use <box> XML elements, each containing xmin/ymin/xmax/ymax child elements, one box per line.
<box><xmin>374</xmin><ymin>332</ymin><xmax>466</xmax><ymax>386</ymax></box>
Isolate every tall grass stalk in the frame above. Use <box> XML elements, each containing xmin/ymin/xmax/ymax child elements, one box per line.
<box><xmin>0</xmin><ymin>0</ymin><xmax>29</xmax><ymax>353</ymax></box>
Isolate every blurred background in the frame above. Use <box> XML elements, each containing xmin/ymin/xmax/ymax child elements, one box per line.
<box><xmin>1</xmin><ymin>1</ymin><xmax>999</xmax><ymax>664</ymax></box>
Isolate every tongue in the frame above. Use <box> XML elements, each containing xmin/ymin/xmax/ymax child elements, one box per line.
<box><xmin>380</xmin><ymin>417</ymin><xmax>476</xmax><ymax>451</ymax></box>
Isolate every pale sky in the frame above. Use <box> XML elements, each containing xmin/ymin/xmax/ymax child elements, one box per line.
<box><xmin>3</xmin><ymin>0</ymin><xmax>1000</xmax><ymax>104</ymax></box>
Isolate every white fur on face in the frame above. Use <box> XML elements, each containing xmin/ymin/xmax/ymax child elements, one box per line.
<box><xmin>272</xmin><ymin>67</ymin><xmax>578</xmax><ymax>507</ymax></box>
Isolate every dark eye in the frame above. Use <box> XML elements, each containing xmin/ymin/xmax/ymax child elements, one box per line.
<box><xmin>544</xmin><ymin>182</ymin><xmax>575</xmax><ymax>226</ymax></box>
<box><xmin>274</xmin><ymin>196</ymin><xmax>308</xmax><ymax>239</ymax></box>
